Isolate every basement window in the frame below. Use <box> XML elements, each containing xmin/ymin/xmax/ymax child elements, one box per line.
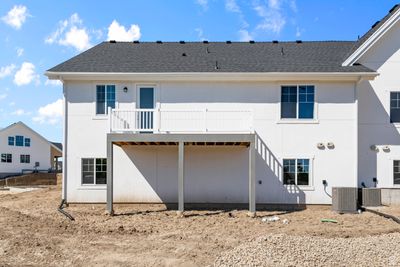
<box><xmin>1</xmin><ymin>153</ymin><xmax>12</xmax><ymax>163</ymax></box>
<box><xmin>283</xmin><ymin>159</ymin><xmax>310</xmax><ymax>186</ymax></box>
<box><xmin>96</xmin><ymin>85</ymin><xmax>115</xmax><ymax>115</ymax></box>
<box><xmin>81</xmin><ymin>158</ymin><xmax>107</xmax><ymax>185</ymax></box>
<box><xmin>394</xmin><ymin>160</ymin><xmax>400</xmax><ymax>185</ymax></box>
<box><xmin>281</xmin><ymin>85</ymin><xmax>315</xmax><ymax>119</ymax></box>
<box><xmin>20</xmin><ymin>155</ymin><xmax>30</xmax><ymax>164</ymax></box>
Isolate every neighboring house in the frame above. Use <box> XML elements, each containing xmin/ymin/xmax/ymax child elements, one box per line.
<box><xmin>46</xmin><ymin>5</ymin><xmax>400</xmax><ymax>214</ymax></box>
<box><xmin>0</xmin><ymin>122</ymin><xmax>62</xmax><ymax>178</ymax></box>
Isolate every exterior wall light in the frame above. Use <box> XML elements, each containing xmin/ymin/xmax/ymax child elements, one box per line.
<box><xmin>123</xmin><ymin>87</ymin><xmax>128</xmax><ymax>93</ymax></box>
<box><xmin>317</xmin><ymin>143</ymin><xmax>325</xmax><ymax>149</ymax></box>
<box><xmin>370</xmin><ymin>145</ymin><xmax>379</xmax><ymax>152</ymax></box>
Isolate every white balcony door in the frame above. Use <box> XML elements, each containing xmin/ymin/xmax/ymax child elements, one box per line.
<box><xmin>138</xmin><ymin>87</ymin><xmax>155</xmax><ymax>131</ymax></box>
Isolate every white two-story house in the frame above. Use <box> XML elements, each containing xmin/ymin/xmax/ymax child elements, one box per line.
<box><xmin>0</xmin><ymin>122</ymin><xmax>62</xmax><ymax>178</ymax></box>
<box><xmin>46</xmin><ymin>5</ymin><xmax>400</xmax><ymax>215</ymax></box>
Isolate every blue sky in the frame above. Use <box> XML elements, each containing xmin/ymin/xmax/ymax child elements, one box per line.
<box><xmin>0</xmin><ymin>0</ymin><xmax>398</xmax><ymax>142</ymax></box>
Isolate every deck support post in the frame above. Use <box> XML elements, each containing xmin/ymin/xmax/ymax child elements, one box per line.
<box><xmin>178</xmin><ymin>141</ymin><xmax>185</xmax><ymax>215</ymax></box>
<box><xmin>106</xmin><ymin>137</ymin><xmax>114</xmax><ymax>215</ymax></box>
<box><xmin>248</xmin><ymin>138</ymin><xmax>256</xmax><ymax>217</ymax></box>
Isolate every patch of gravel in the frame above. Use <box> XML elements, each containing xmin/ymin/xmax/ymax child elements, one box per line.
<box><xmin>214</xmin><ymin>233</ymin><xmax>400</xmax><ymax>266</ymax></box>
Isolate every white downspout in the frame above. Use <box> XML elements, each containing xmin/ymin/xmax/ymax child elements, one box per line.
<box><xmin>61</xmin><ymin>77</ymin><xmax>68</xmax><ymax>202</ymax></box>
<box><xmin>354</xmin><ymin>76</ymin><xmax>363</xmax><ymax>188</ymax></box>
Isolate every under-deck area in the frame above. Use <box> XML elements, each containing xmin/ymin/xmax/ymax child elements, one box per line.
<box><xmin>106</xmin><ymin>133</ymin><xmax>256</xmax><ymax>216</ymax></box>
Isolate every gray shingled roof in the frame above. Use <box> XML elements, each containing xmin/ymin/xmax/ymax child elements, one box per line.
<box><xmin>51</xmin><ymin>142</ymin><xmax>62</xmax><ymax>151</ymax></box>
<box><xmin>346</xmin><ymin>4</ymin><xmax>400</xmax><ymax>60</ymax></box>
<box><xmin>48</xmin><ymin>41</ymin><xmax>374</xmax><ymax>73</ymax></box>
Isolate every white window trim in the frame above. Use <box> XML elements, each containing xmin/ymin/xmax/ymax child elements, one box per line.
<box><xmin>80</xmin><ymin>158</ymin><xmax>107</xmax><ymax>187</ymax></box>
<box><xmin>93</xmin><ymin>83</ymin><xmax>117</xmax><ymax>118</ymax></box>
<box><xmin>277</xmin><ymin>84</ymin><xmax>319</xmax><ymax>124</ymax></box>
<box><xmin>389</xmin><ymin>90</ymin><xmax>400</xmax><ymax>127</ymax></box>
<box><xmin>392</xmin><ymin>159</ymin><xmax>400</xmax><ymax>187</ymax></box>
<box><xmin>1</xmin><ymin>153</ymin><xmax>13</xmax><ymax>163</ymax></box>
<box><xmin>20</xmin><ymin>154</ymin><xmax>30</xmax><ymax>164</ymax></box>
<box><xmin>281</xmin><ymin>156</ymin><xmax>315</xmax><ymax>190</ymax></box>
<box><xmin>136</xmin><ymin>83</ymin><xmax>159</xmax><ymax>109</ymax></box>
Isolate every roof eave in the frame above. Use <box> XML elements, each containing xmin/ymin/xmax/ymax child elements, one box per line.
<box><xmin>343</xmin><ymin>7</ymin><xmax>400</xmax><ymax>66</ymax></box>
<box><xmin>45</xmin><ymin>71</ymin><xmax>378</xmax><ymax>82</ymax></box>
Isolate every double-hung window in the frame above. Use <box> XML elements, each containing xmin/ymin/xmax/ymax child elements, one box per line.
<box><xmin>82</xmin><ymin>158</ymin><xmax>107</xmax><ymax>185</ymax></box>
<box><xmin>96</xmin><ymin>85</ymin><xmax>115</xmax><ymax>115</ymax></box>
<box><xmin>20</xmin><ymin>155</ymin><xmax>30</xmax><ymax>163</ymax></box>
<box><xmin>394</xmin><ymin>160</ymin><xmax>400</xmax><ymax>185</ymax></box>
<box><xmin>24</xmin><ymin>138</ymin><xmax>31</xmax><ymax>147</ymax></box>
<box><xmin>390</xmin><ymin>92</ymin><xmax>400</xmax><ymax>123</ymax></box>
<box><xmin>1</xmin><ymin>154</ymin><xmax>12</xmax><ymax>163</ymax></box>
<box><xmin>281</xmin><ymin>85</ymin><xmax>315</xmax><ymax>119</ymax></box>
<box><xmin>283</xmin><ymin>159</ymin><xmax>310</xmax><ymax>186</ymax></box>
<box><xmin>15</xmin><ymin>135</ymin><xmax>24</xmax><ymax>146</ymax></box>
<box><xmin>8</xmin><ymin>137</ymin><xmax>14</xmax><ymax>146</ymax></box>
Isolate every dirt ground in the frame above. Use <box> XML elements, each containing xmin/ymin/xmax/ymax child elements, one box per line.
<box><xmin>1</xmin><ymin>186</ymin><xmax>400</xmax><ymax>266</ymax></box>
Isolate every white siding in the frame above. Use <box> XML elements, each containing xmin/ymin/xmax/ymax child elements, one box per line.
<box><xmin>65</xmin><ymin>80</ymin><xmax>357</xmax><ymax>204</ymax></box>
<box><xmin>0</xmin><ymin>123</ymin><xmax>52</xmax><ymax>175</ymax></box>
<box><xmin>358</xmin><ymin>19</ymin><xmax>400</xmax><ymax>188</ymax></box>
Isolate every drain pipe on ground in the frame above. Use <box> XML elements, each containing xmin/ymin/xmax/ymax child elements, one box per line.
<box><xmin>58</xmin><ymin>199</ymin><xmax>75</xmax><ymax>221</ymax></box>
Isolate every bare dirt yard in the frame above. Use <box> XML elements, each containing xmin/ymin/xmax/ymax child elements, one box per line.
<box><xmin>1</xmin><ymin>185</ymin><xmax>400</xmax><ymax>266</ymax></box>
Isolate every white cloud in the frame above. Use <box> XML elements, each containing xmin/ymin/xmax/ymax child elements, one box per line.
<box><xmin>9</xmin><ymin>102</ymin><xmax>15</xmax><ymax>106</ymax></box>
<box><xmin>225</xmin><ymin>0</ymin><xmax>250</xmax><ymax>39</ymax></box>
<box><xmin>2</xmin><ymin>5</ymin><xmax>29</xmax><ymax>29</ymax></box>
<box><xmin>60</xmin><ymin>26</ymin><xmax>91</xmax><ymax>51</ymax></box>
<box><xmin>296</xmin><ymin>27</ymin><xmax>302</xmax><ymax>37</ymax></box>
<box><xmin>196</xmin><ymin>0</ymin><xmax>208</xmax><ymax>10</ymax></box>
<box><xmin>225</xmin><ymin>0</ymin><xmax>240</xmax><ymax>13</ymax></box>
<box><xmin>107</xmin><ymin>20</ymin><xmax>141</xmax><ymax>41</ymax></box>
<box><xmin>238</xmin><ymin>29</ymin><xmax>253</xmax><ymax>41</ymax></box>
<box><xmin>33</xmin><ymin>99</ymin><xmax>63</xmax><ymax>125</ymax></box>
<box><xmin>195</xmin><ymin>28</ymin><xmax>206</xmax><ymax>41</ymax></box>
<box><xmin>12</xmin><ymin>109</ymin><xmax>31</xmax><ymax>116</ymax></box>
<box><xmin>253</xmin><ymin>0</ymin><xmax>291</xmax><ymax>34</ymax></box>
<box><xmin>14</xmin><ymin>62</ymin><xmax>39</xmax><ymax>86</ymax></box>
<box><xmin>45</xmin><ymin>79</ymin><xmax>62</xmax><ymax>86</ymax></box>
<box><xmin>45</xmin><ymin>13</ymin><xmax>91</xmax><ymax>51</ymax></box>
<box><xmin>0</xmin><ymin>93</ymin><xmax>7</xmax><ymax>100</ymax></box>
<box><xmin>16</xmin><ymin>47</ymin><xmax>24</xmax><ymax>57</ymax></box>
<box><xmin>0</xmin><ymin>64</ymin><xmax>16</xmax><ymax>79</ymax></box>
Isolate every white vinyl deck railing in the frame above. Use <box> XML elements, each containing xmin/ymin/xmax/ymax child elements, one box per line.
<box><xmin>109</xmin><ymin>108</ymin><xmax>253</xmax><ymax>133</ymax></box>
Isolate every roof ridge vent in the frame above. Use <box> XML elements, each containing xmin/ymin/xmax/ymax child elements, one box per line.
<box><xmin>226</xmin><ymin>40</ymin><xmax>232</xmax><ymax>44</ymax></box>
<box><xmin>249</xmin><ymin>40</ymin><xmax>255</xmax><ymax>44</ymax></box>
<box><xmin>133</xmin><ymin>40</ymin><xmax>139</xmax><ymax>43</ymax></box>
<box><xmin>179</xmin><ymin>40</ymin><xmax>185</xmax><ymax>44</ymax></box>
<box><xmin>371</xmin><ymin>21</ymin><xmax>380</xmax><ymax>29</ymax></box>
<box><xmin>389</xmin><ymin>4</ymin><xmax>399</xmax><ymax>13</ymax></box>
<box><xmin>109</xmin><ymin>40</ymin><xmax>116</xmax><ymax>43</ymax></box>
<box><xmin>203</xmin><ymin>40</ymin><xmax>209</xmax><ymax>44</ymax></box>
<box><xmin>296</xmin><ymin>40</ymin><xmax>302</xmax><ymax>44</ymax></box>
<box><xmin>272</xmin><ymin>40</ymin><xmax>279</xmax><ymax>44</ymax></box>
<box><xmin>156</xmin><ymin>40</ymin><xmax>162</xmax><ymax>43</ymax></box>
